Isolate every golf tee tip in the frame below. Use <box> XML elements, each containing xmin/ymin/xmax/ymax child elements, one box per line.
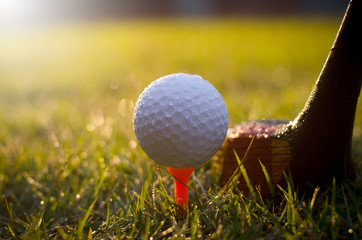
<box><xmin>168</xmin><ymin>167</ymin><xmax>194</xmax><ymax>213</ymax></box>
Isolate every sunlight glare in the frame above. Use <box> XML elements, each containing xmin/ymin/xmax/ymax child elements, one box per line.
<box><xmin>0</xmin><ymin>0</ymin><xmax>48</xmax><ymax>29</ymax></box>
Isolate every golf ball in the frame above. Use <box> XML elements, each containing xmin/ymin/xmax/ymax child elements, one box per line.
<box><xmin>133</xmin><ymin>73</ymin><xmax>228</xmax><ymax>168</ymax></box>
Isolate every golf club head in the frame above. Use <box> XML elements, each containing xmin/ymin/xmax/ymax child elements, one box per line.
<box><xmin>214</xmin><ymin>0</ymin><xmax>362</xmax><ymax>197</ymax></box>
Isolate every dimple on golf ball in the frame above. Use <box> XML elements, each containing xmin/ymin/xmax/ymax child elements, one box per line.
<box><xmin>133</xmin><ymin>73</ymin><xmax>229</xmax><ymax>168</ymax></box>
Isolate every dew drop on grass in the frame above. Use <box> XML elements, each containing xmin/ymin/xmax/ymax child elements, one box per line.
<box><xmin>111</xmin><ymin>156</ymin><xmax>121</xmax><ymax>165</ymax></box>
<box><xmin>94</xmin><ymin>117</ymin><xmax>104</xmax><ymax>128</ymax></box>
<box><xmin>82</xmin><ymin>161</ymin><xmax>88</xmax><ymax>168</ymax></box>
<box><xmin>118</xmin><ymin>98</ymin><xmax>134</xmax><ymax>117</ymax></box>
<box><xmin>81</xmin><ymin>151</ymin><xmax>88</xmax><ymax>159</ymax></box>
<box><xmin>87</xmin><ymin>122</ymin><xmax>96</xmax><ymax>132</ymax></box>
<box><xmin>129</xmin><ymin>140</ymin><xmax>137</xmax><ymax>149</ymax></box>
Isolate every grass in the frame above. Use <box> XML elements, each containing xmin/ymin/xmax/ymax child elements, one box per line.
<box><xmin>0</xmin><ymin>17</ymin><xmax>361</xmax><ymax>239</ymax></box>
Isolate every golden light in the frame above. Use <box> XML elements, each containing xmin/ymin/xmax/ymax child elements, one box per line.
<box><xmin>0</xmin><ymin>0</ymin><xmax>56</xmax><ymax>30</ymax></box>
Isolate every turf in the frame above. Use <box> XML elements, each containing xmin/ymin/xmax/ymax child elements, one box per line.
<box><xmin>0</xmin><ymin>17</ymin><xmax>361</xmax><ymax>239</ymax></box>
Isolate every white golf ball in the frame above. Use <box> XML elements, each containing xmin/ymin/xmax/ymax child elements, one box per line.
<box><xmin>133</xmin><ymin>73</ymin><xmax>229</xmax><ymax>168</ymax></box>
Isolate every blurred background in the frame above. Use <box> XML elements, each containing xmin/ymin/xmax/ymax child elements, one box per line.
<box><xmin>0</xmin><ymin>0</ymin><xmax>348</xmax><ymax>30</ymax></box>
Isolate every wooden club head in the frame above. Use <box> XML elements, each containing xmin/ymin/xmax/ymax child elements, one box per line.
<box><xmin>214</xmin><ymin>0</ymin><xmax>362</xmax><ymax>197</ymax></box>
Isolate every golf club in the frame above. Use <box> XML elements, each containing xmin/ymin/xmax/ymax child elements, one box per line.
<box><xmin>215</xmin><ymin>0</ymin><xmax>362</xmax><ymax>197</ymax></box>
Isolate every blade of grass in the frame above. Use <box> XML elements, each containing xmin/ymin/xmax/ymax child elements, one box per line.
<box><xmin>77</xmin><ymin>197</ymin><xmax>98</xmax><ymax>239</ymax></box>
<box><xmin>142</xmin><ymin>216</ymin><xmax>151</xmax><ymax>239</ymax></box>
<box><xmin>156</xmin><ymin>172</ymin><xmax>173</xmax><ymax>207</ymax></box>
<box><xmin>56</xmin><ymin>226</ymin><xmax>69</xmax><ymax>240</ymax></box>
<box><xmin>139</xmin><ymin>180</ymin><xmax>148</xmax><ymax>211</ymax></box>
<box><xmin>4</xmin><ymin>198</ymin><xmax>14</xmax><ymax>231</ymax></box>
<box><xmin>277</xmin><ymin>198</ymin><xmax>288</xmax><ymax>223</ymax></box>
<box><xmin>87</xmin><ymin>227</ymin><xmax>92</xmax><ymax>240</ymax></box>
<box><xmin>341</xmin><ymin>185</ymin><xmax>357</xmax><ymax>240</ymax></box>
<box><xmin>104</xmin><ymin>181</ymin><xmax>126</xmax><ymax>213</ymax></box>
<box><xmin>310</xmin><ymin>186</ymin><xmax>320</xmax><ymax>211</ymax></box>
<box><xmin>105</xmin><ymin>202</ymin><xmax>110</xmax><ymax>230</ymax></box>
<box><xmin>285</xmin><ymin>173</ymin><xmax>296</xmax><ymax>234</ymax></box>
<box><xmin>331</xmin><ymin>177</ymin><xmax>336</xmax><ymax>211</ymax></box>
<box><xmin>126</xmin><ymin>191</ymin><xmax>136</xmax><ymax>218</ymax></box>
<box><xmin>6</xmin><ymin>224</ymin><xmax>16</xmax><ymax>239</ymax></box>
<box><xmin>93</xmin><ymin>167</ymin><xmax>108</xmax><ymax>200</ymax></box>
<box><xmin>132</xmin><ymin>190</ymin><xmax>155</xmax><ymax>212</ymax></box>
<box><xmin>190</xmin><ymin>206</ymin><xmax>199</xmax><ymax>239</ymax></box>
<box><xmin>240</xmin><ymin>198</ymin><xmax>252</xmax><ymax>227</ymax></box>
<box><xmin>259</xmin><ymin>160</ymin><xmax>275</xmax><ymax>198</ymax></box>
<box><xmin>217</xmin><ymin>136</ymin><xmax>255</xmax><ymax>199</ymax></box>
<box><xmin>238</xmin><ymin>163</ymin><xmax>256</xmax><ymax>200</ymax></box>
<box><xmin>77</xmin><ymin>166</ymin><xmax>107</xmax><ymax>238</ymax></box>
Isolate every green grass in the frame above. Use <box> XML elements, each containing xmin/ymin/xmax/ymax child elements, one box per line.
<box><xmin>0</xmin><ymin>17</ymin><xmax>361</xmax><ymax>239</ymax></box>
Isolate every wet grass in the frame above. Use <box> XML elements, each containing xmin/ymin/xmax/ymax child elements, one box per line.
<box><xmin>0</xmin><ymin>17</ymin><xmax>361</xmax><ymax>239</ymax></box>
